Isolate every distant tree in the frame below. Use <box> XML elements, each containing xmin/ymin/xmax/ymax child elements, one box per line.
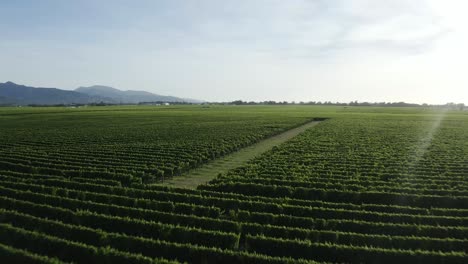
<box><xmin>231</xmin><ymin>100</ymin><xmax>244</xmax><ymax>105</ymax></box>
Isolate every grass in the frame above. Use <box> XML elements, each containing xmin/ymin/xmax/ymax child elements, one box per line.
<box><xmin>158</xmin><ymin>120</ymin><xmax>322</xmax><ymax>189</ymax></box>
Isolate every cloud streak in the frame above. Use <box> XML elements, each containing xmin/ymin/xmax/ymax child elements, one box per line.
<box><xmin>167</xmin><ymin>0</ymin><xmax>448</xmax><ymax>60</ymax></box>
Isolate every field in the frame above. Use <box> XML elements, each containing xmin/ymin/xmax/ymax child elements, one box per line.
<box><xmin>0</xmin><ymin>105</ymin><xmax>467</xmax><ymax>263</ymax></box>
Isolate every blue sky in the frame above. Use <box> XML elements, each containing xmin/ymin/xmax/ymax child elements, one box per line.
<box><xmin>1</xmin><ymin>0</ymin><xmax>467</xmax><ymax>103</ymax></box>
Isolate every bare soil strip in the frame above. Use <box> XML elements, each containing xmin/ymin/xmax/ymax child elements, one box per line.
<box><xmin>158</xmin><ymin>120</ymin><xmax>322</xmax><ymax>189</ymax></box>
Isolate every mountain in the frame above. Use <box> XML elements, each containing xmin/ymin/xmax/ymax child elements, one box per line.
<box><xmin>75</xmin><ymin>85</ymin><xmax>202</xmax><ymax>104</ymax></box>
<box><xmin>0</xmin><ymin>81</ymin><xmax>110</xmax><ymax>105</ymax></box>
<box><xmin>0</xmin><ymin>95</ymin><xmax>16</xmax><ymax>105</ymax></box>
<box><xmin>0</xmin><ymin>82</ymin><xmax>202</xmax><ymax>105</ymax></box>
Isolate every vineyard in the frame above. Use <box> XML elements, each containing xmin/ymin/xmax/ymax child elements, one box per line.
<box><xmin>0</xmin><ymin>105</ymin><xmax>467</xmax><ymax>263</ymax></box>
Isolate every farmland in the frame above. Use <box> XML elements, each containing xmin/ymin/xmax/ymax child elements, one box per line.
<box><xmin>0</xmin><ymin>106</ymin><xmax>313</xmax><ymax>185</ymax></box>
<box><xmin>0</xmin><ymin>105</ymin><xmax>467</xmax><ymax>263</ymax></box>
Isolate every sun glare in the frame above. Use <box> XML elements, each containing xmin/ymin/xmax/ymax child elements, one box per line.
<box><xmin>409</xmin><ymin>108</ymin><xmax>448</xmax><ymax>170</ymax></box>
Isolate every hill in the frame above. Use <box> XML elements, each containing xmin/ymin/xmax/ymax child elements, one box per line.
<box><xmin>75</xmin><ymin>85</ymin><xmax>200</xmax><ymax>104</ymax></box>
<box><xmin>0</xmin><ymin>82</ymin><xmax>202</xmax><ymax>105</ymax></box>
<box><xmin>0</xmin><ymin>82</ymin><xmax>110</xmax><ymax>105</ymax></box>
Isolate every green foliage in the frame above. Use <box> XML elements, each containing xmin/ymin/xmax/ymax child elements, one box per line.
<box><xmin>0</xmin><ymin>242</ymin><xmax>65</xmax><ymax>264</ymax></box>
<box><xmin>0</xmin><ymin>105</ymin><xmax>467</xmax><ymax>263</ymax></box>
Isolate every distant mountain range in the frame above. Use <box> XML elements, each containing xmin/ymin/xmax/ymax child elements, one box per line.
<box><xmin>0</xmin><ymin>82</ymin><xmax>202</xmax><ymax>105</ymax></box>
<box><xmin>75</xmin><ymin>85</ymin><xmax>199</xmax><ymax>104</ymax></box>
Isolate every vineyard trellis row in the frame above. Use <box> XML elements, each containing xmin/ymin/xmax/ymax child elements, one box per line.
<box><xmin>0</xmin><ymin>105</ymin><xmax>467</xmax><ymax>263</ymax></box>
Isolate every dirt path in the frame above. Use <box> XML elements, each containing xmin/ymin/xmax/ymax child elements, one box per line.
<box><xmin>157</xmin><ymin>120</ymin><xmax>322</xmax><ymax>189</ymax></box>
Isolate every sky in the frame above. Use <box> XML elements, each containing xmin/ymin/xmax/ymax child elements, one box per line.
<box><xmin>1</xmin><ymin>0</ymin><xmax>467</xmax><ymax>104</ymax></box>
